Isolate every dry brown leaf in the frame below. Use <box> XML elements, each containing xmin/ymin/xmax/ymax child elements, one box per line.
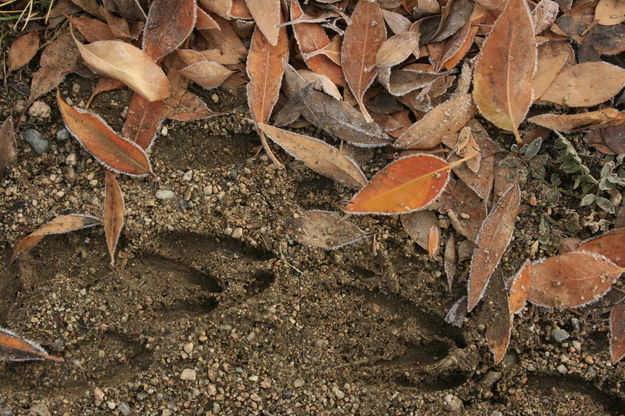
<box><xmin>104</xmin><ymin>170</ymin><xmax>124</xmax><ymax>266</ymax></box>
<box><xmin>258</xmin><ymin>123</ymin><xmax>367</xmax><ymax>188</ymax></box>
<box><xmin>87</xmin><ymin>78</ymin><xmax>126</xmax><ymax>108</ymax></box>
<box><xmin>378</xmin><ymin>65</ymin><xmax>448</xmax><ymax>96</ymax></box>
<box><xmin>0</xmin><ymin>327</ymin><xmax>63</xmax><ymax>362</ymax></box>
<box><xmin>430</xmin><ymin>0</ymin><xmax>474</xmax><ymax>43</ymax></box>
<box><xmin>401</xmin><ymin>210</ymin><xmax>439</xmax><ymax>252</ymax></box>
<box><xmin>448</xmin><ymin>126</ymin><xmax>481</xmax><ymax>173</ymax></box>
<box><xmin>473</xmin><ymin>0</ymin><xmax>536</xmax><ymax>143</ymax></box>
<box><xmin>576</xmin><ymin>227</ymin><xmax>625</xmax><ymax>266</ymax></box>
<box><xmin>179</xmin><ymin>61</ymin><xmax>233</xmax><ymax>89</ymax></box>
<box><xmin>485</xmin><ymin>273</ymin><xmax>512</xmax><ymax>365</ymax></box>
<box><xmin>508</xmin><ymin>259</ymin><xmax>532</xmax><ymax>314</ymax></box>
<box><xmin>611</xmin><ymin>302</ymin><xmax>625</xmax><ymax>363</ymax></box>
<box><xmin>540</xmin><ymin>62</ymin><xmax>625</xmax><ymax>107</ymax></box>
<box><xmin>0</xmin><ymin>117</ymin><xmax>17</xmax><ymax>177</ymax></box>
<box><xmin>8</xmin><ymin>31</ymin><xmax>40</xmax><ymax>73</ymax></box>
<box><xmin>246</xmin><ymin>0</ymin><xmax>281</xmax><ymax>46</ymax></box>
<box><xmin>231</xmin><ymin>0</ymin><xmax>253</xmax><ymax>19</ymax></box>
<box><xmin>7</xmin><ymin>214</ymin><xmax>100</xmax><ymax>266</ymax></box>
<box><xmin>70</xmin><ymin>15</ymin><xmax>117</xmax><ymax>42</ymax></box>
<box><xmin>297</xmin><ymin>69</ymin><xmax>342</xmax><ymax>101</ymax></box>
<box><xmin>467</xmin><ymin>182</ymin><xmax>521</xmax><ymax>312</ymax></box>
<box><xmin>196</xmin><ymin>6</ymin><xmax>220</xmax><ymax>30</ymax></box>
<box><xmin>532</xmin><ymin>0</ymin><xmax>560</xmax><ymax>34</ymax></box>
<box><xmin>100</xmin><ymin>6</ymin><xmax>133</xmax><ymax>39</ymax></box>
<box><xmin>428</xmin><ymin>224</ymin><xmax>440</xmax><ymax>257</ymax></box>
<box><xmin>528</xmin><ymin>108</ymin><xmax>625</xmax><ymax>132</ymax></box>
<box><xmin>375</xmin><ymin>32</ymin><xmax>419</xmax><ymax>68</ymax></box>
<box><xmin>122</xmin><ymin>93</ymin><xmax>165</xmax><ymax>150</ymax></box>
<box><xmin>527</xmin><ymin>252</ymin><xmax>624</xmax><ymax>308</ymax></box>
<box><xmin>595</xmin><ymin>0</ymin><xmax>625</xmax><ymax>25</ymax></box>
<box><xmin>74</xmin><ymin>35</ymin><xmax>169</xmax><ymax>102</ymax></box>
<box><xmin>143</xmin><ymin>0</ymin><xmax>197</xmax><ymax>62</ymax></box>
<box><xmin>199</xmin><ymin>0</ymin><xmax>232</xmax><ymax>18</ymax></box>
<box><xmin>434</xmin><ymin>178</ymin><xmax>487</xmax><ymax>241</ymax></box>
<box><xmin>394</xmin><ymin>93</ymin><xmax>476</xmax><ymax>150</ymax></box>
<box><xmin>444</xmin><ymin>233</ymin><xmax>457</xmax><ymax>291</ymax></box>
<box><xmin>198</xmin><ymin>15</ymin><xmax>248</xmax><ymax>59</ymax></box>
<box><xmin>580</xmin><ymin>23</ymin><xmax>625</xmax><ymax>61</ymax></box>
<box><xmin>532</xmin><ymin>43</ymin><xmax>571</xmax><ymax>101</ymax></box>
<box><xmin>341</xmin><ymin>0</ymin><xmax>386</xmax><ymax>123</ymax></box>
<box><xmin>382</xmin><ymin>9</ymin><xmax>412</xmax><ymax>34</ymax></box>
<box><xmin>286</xmin><ymin>210</ymin><xmax>369</xmax><ymax>250</ymax></box>
<box><xmin>27</xmin><ymin>28</ymin><xmax>79</xmax><ymax>107</ymax></box>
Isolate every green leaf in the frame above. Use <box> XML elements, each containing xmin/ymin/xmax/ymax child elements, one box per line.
<box><xmin>596</xmin><ymin>197</ymin><xmax>615</xmax><ymax>214</ymax></box>
<box><xmin>580</xmin><ymin>194</ymin><xmax>596</xmax><ymax>206</ymax></box>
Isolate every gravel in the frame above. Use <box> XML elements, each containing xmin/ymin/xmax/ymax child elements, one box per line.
<box><xmin>22</xmin><ymin>129</ymin><xmax>49</xmax><ymax>155</ymax></box>
<box><xmin>56</xmin><ymin>128</ymin><xmax>70</xmax><ymax>141</ymax></box>
<box><xmin>156</xmin><ymin>189</ymin><xmax>176</xmax><ymax>200</ymax></box>
<box><xmin>552</xmin><ymin>327</ymin><xmax>570</xmax><ymax>343</ymax></box>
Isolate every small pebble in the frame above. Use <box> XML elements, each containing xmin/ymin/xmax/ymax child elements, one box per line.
<box><xmin>118</xmin><ymin>402</ymin><xmax>130</xmax><ymax>416</ymax></box>
<box><xmin>0</xmin><ymin>408</ymin><xmax>14</xmax><ymax>416</ymax></box>
<box><xmin>28</xmin><ymin>404</ymin><xmax>50</xmax><ymax>416</ymax></box>
<box><xmin>557</xmin><ymin>364</ymin><xmax>568</xmax><ymax>374</ymax></box>
<box><xmin>56</xmin><ymin>129</ymin><xmax>70</xmax><ymax>141</ymax></box>
<box><xmin>23</xmin><ymin>129</ymin><xmax>49</xmax><ymax>155</ymax></box>
<box><xmin>28</xmin><ymin>100</ymin><xmax>51</xmax><ymax>118</ymax></box>
<box><xmin>183</xmin><ymin>343</ymin><xmax>194</xmax><ymax>354</ymax></box>
<box><xmin>180</xmin><ymin>369</ymin><xmax>197</xmax><ymax>381</ymax></box>
<box><xmin>552</xmin><ymin>327</ymin><xmax>570</xmax><ymax>343</ymax></box>
<box><xmin>232</xmin><ymin>227</ymin><xmax>243</xmax><ymax>239</ymax></box>
<box><xmin>156</xmin><ymin>190</ymin><xmax>175</xmax><ymax>200</ymax></box>
<box><xmin>161</xmin><ymin>126</ymin><xmax>168</xmax><ymax>136</ymax></box>
<box><xmin>491</xmin><ymin>411</ymin><xmax>503</xmax><ymax>416</ymax></box>
<box><xmin>481</xmin><ymin>371</ymin><xmax>502</xmax><ymax>388</ymax></box>
<box><xmin>443</xmin><ymin>394</ymin><xmax>464</xmax><ymax>413</ymax></box>
<box><xmin>211</xmin><ymin>93</ymin><xmax>219</xmax><ymax>103</ymax></box>
<box><xmin>293</xmin><ymin>378</ymin><xmax>305</xmax><ymax>388</ymax></box>
<box><xmin>332</xmin><ymin>386</ymin><xmax>345</xmax><ymax>400</ymax></box>
<box><xmin>182</xmin><ymin>170</ymin><xmax>193</xmax><ymax>181</ymax></box>
<box><xmin>65</xmin><ymin>153</ymin><xmax>77</xmax><ymax>166</ymax></box>
<box><xmin>572</xmin><ymin>340</ymin><xmax>582</xmax><ymax>351</ymax></box>
<box><xmin>584</xmin><ymin>356</ymin><xmax>594</xmax><ymax>365</ymax></box>
<box><xmin>94</xmin><ymin>387</ymin><xmax>105</xmax><ymax>405</ymax></box>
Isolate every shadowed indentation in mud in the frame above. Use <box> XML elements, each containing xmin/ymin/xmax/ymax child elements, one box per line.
<box><xmin>158</xmin><ymin>232</ymin><xmax>273</xmax><ymax>262</ymax></box>
<box><xmin>245</xmin><ymin>271</ymin><xmax>275</xmax><ymax>296</ymax></box>
<box><xmin>527</xmin><ymin>373</ymin><xmax>625</xmax><ymax>416</ymax></box>
<box><xmin>136</xmin><ymin>253</ymin><xmax>223</xmax><ymax>293</ymax></box>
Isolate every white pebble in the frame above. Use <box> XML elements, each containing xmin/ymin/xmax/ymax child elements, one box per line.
<box><xmin>180</xmin><ymin>369</ymin><xmax>197</xmax><ymax>381</ymax></box>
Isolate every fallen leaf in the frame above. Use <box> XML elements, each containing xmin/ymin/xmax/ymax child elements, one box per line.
<box><xmin>467</xmin><ymin>182</ymin><xmax>521</xmax><ymax>312</ymax></box>
<box><xmin>532</xmin><ymin>0</ymin><xmax>560</xmax><ymax>34</ymax></box>
<box><xmin>7</xmin><ymin>214</ymin><xmax>100</xmax><ymax>266</ymax></box>
<box><xmin>104</xmin><ymin>170</ymin><xmax>124</xmax><ymax>266</ymax></box>
<box><xmin>528</xmin><ymin>108</ymin><xmax>625</xmax><ymax>132</ymax></box>
<box><xmin>304</xmin><ymin>34</ymin><xmax>342</xmax><ymax>66</ymax></box>
<box><xmin>595</xmin><ymin>0</ymin><xmax>625</xmax><ymax>25</ymax></box>
<box><xmin>485</xmin><ymin>272</ymin><xmax>512</xmax><ymax>365</ymax></box>
<box><xmin>198</xmin><ymin>15</ymin><xmax>248</xmax><ymax>59</ymax></box>
<box><xmin>527</xmin><ymin>251</ymin><xmax>624</xmax><ymax>308</ymax></box>
<box><xmin>143</xmin><ymin>0</ymin><xmax>197</xmax><ymax>62</ymax></box>
<box><xmin>57</xmin><ymin>91</ymin><xmax>156</xmax><ymax>178</ymax></box>
<box><xmin>72</xmin><ymin>0</ymin><xmax>103</xmax><ymax>17</ymax></box>
<box><xmin>258</xmin><ymin>123</ymin><xmax>367</xmax><ymax>187</ymax></box>
<box><xmin>287</xmin><ymin>210</ymin><xmax>369</xmax><ymax>250</ymax></box>
<box><xmin>196</xmin><ymin>6</ymin><xmax>220</xmax><ymax>30</ymax></box>
<box><xmin>378</xmin><ymin>65</ymin><xmax>449</xmax><ymax>97</ymax></box>
<box><xmin>27</xmin><ymin>28</ymin><xmax>79</xmax><ymax>107</ymax></box>
<box><xmin>401</xmin><ymin>210</ymin><xmax>439</xmax><ymax>252</ymax></box>
<box><xmin>341</xmin><ymin>0</ymin><xmax>386</xmax><ymax>123</ymax></box>
<box><xmin>110</xmin><ymin>0</ymin><xmax>146</xmax><ymax>21</ymax></box>
<box><xmin>297</xmin><ymin>69</ymin><xmax>342</xmax><ymax>101</ymax></box>
<box><xmin>611</xmin><ymin>302</ymin><xmax>625</xmax><ymax>363</ymax></box>
<box><xmin>394</xmin><ymin>93</ymin><xmax>476</xmax><ymax>150</ymax></box>
<box><xmin>473</xmin><ymin>0</ymin><xmax>536</xmax><ymax>143</ymax></box>
<box><xmin>444</xmin><ymin>233</ymin><xmax>457</xmax><ymax>291</ymax></box>
<box><xmin>508</xmin><ymin>259</ymin><xmax>532</xmax><ymax>314</ymax></box>
<box><xmin>74</xmin><ymin>35</ymin><xmax>169</xmax><ymax>102</ymax></box>
<box><xmin>580</xmin><ymin>23</ymin><xmax>625</xmax><ymax>61</ymax></box>
<box><xmin>345</xmin><ymin>154</ymin><xmax>453</xmax><ymax>215</ymax></box>
<box><xmin>0</xmin><ymin>117</ymin><xmax>17</xmax><ymax>176</ymax></box>
<box><xmin>0</xmin><ymin>327</ymin><xmax>63</xmax><ymax>362</ymax></box>
<box><xmin>179</xmin><ymin>61</ymin><xmax>233</xmax><ymax>89</ymax></box>
<box><xmin>428</xmin><ymin>224</ymin><xmax>440</xmax><ymax>257</ymax></box>
<box><xmin>247</xmin><ymin>25</ymin><xmax>289</xmax><ymax>166</ymax></box>
<box><xmin>532</xmin><ymin>42</ymin><xmax>571</xmax><ymax>100</ymax></box>
<box><xmin>87</xmin><ymin>78</ymin><xmax>126</xmax><ymax>108</ymax></box>
<box><xmin>246</xmin><ymin>0</ymin><xmax>281</xmax><ymax>46</ymax></box>
<box><xmin>375</xmin><ymin>32</ymin><xmax>419</xmax><ymax>68</ymax></box>
<box><xmin>122</xmin><ymin>93</ymin><xmax>165</xmax><ymax>150</ymax></box>
<box><xmin>540</xmin><ymin>62</ymin><xmax>625</xmax><ymax>107</ymax></box>
<box><xmin>382</xmin><ymin>9</ymin><xmax>412</xmax><ymax>34</ymax></box>
<box><xmin>445</xmin><ymin>295</ymin><xmax>468</xmax><ymax>327</ymax></box>
<box><xmin>100</xmin><ymin>6</ymin><xmax>133</xmax><ymax>39</ymax></box>
<box><xmin>199</xmin><ymin>0</ymin><xmax>231</xmax><ymax>19</ymax></box>
<box><xmin>8</xmin><ymin>31</ymin><xmax>40</xmax><ymax>73</ymax></box>
<box><xmin>231</xmin><ymin>0</ymin><xmax>253</xmax><ymax>19</ymax></box>
<box><xmin>448</xmin><ymin>125</ymin><xmax>481</xmax><ymax>173</ymax></box>
<box><xmin>70</xmin><ymin>15</ymin><xmax>117</xmax><ymax>42</ymax></box>
<box><xmin>577</xmin><ymin>227</ymin><xmax>625</xmax><ymax>266</ymax></box>
<box><xmin>430</xmin><ymin>0</ymin><xmax>474</xmax><ymax>43</ymax></box>
<box><xmin>434</xmin><ymin>178</ymin><xmax>487</xmax><ymax>241</ymax></box>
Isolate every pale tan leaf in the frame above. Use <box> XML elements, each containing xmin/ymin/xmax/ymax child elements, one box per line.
<box><xmin>287</xmin><ymin>210</ymin><xmax>369</xmax><ymax>250</ymax></box>
<box><xmin>375</xmin><ymin>32</ymin><xmax>419</xmax><ymax>68</ymax></box>
<box><xmin>297</xmin><ymin>69</ymin><xmax>342</xmax><ymax>100</ymax></box>
<box><xmin>596</xmin><ymin>0</ymin><xmax>625</xmax><ymax>25</ymax></box>
<box><xmin>245</xmin><ymin>0</ymin><xmax>281</xmax><ymax>46</ymax></box>
<box><xmin>179</xmin><ymin>61</ymin><xmax>233</xmax><ymax>89</ymax></box>
<box><xmin>528</xmin><ymin>108</ymin><xmax>625</xmax><ymax>132</ymax></box>
<box><xmin>8</xmin><ymin>31</ymin><xmax>40</xmax><ymax>73</ymax></box>
<box><xmin>401</xmin><ymin>210</ymin><xmax>438</xmax><ymax>252</ymax></box>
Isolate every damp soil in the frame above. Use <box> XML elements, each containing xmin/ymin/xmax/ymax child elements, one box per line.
<box><xmin>2</xmin><ymin>69</ymin><xmax>625</xmax><ymax>416</ymax></box>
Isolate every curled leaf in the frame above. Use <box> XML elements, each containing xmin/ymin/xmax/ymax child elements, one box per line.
<box><xmin>0</xmin><ymin>327</ymin><xmax>63</xmax><ymax>362</ymax></box>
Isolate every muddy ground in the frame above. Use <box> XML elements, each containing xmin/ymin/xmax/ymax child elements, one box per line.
<box><xmin>2</xmin><ymin>63</ymin><xmax>625</xmax><ymax>416</ymax></box>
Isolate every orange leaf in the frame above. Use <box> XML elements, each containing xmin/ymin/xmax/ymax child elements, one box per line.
<box><xmin>143</xmin><ymin>0</ymin><xmax>197</xmax><ymax>62</ymax></box>
<box><xmin>196</xmin><ymin>6</ymin><xmax>220</xmax><ymax>30</ymax></box>
<box><xmin>57</xmin><ymin>91</ymin><xmax>156</xmax><ymax>178</ymax></box>
<box><xmin>508</xmin><ymin>259</ymin><xmax>532</xmax><ymax>314</ymax></box>
<box><xmin>611</xmin><ymin>302</ymin><xmax>625</xmax><ymax>363</ymax></box>
<box><xmin>467</xmin><ymin>183</ymin><xmax>521</xmax><ymax>312</ymax></box>
<box><xmin>7</xmin><ymin>214</ymin><xmax>100</xmax><ymax>266</ymax></box>
<box><xmin>104</xmin><ymin>171</ymin><xmax>124</xmax><ymax>266</ymax></box>
<box><xmin>427</xmin><ymin>224</ymin><xmax>440</xmax><ymax>257</ymax></box>
<box><xmin>8</xmin><ymin>31</ymin><xmax>40</xmax><ymax>73</ymax></box>
<box><xmin>344</xmin><ymin>154</ymin><xmax>452</xmax><ymax>215</ymax></box>
<box><xmin>258</xmin><ymin>123</ymin><xmax>367</xmax><ymax>188</ymax></box>
<box><xmin>527</xmin><ymin>252</ymin><xmax>624</xmax><ymax>308</ymax></box>
<box><xmin>576</xmin><ymin>227</ymin><xmax>625</xmax><ymax>266</ymax></box>
<box><xmin>0</xmin><ymin>327</ymin><xmax>63</xmax><ymax>362</ymax></box>
<box><xmin>341</xmin><ymin>0</ymin><xmax>386</xmax><ymax>123</ymax></box>
<box><xmin>122</xmin><ymin>93</ymin><xmax>165</xmax><ymax>150</ymax></box>
<box><xmin>246</xmin><ymin>25</ymin><xmax>289</xmax><ymax>165</ymax></box>
<box><xmin>473</xmin><ymin>0</ymin><xmax>536</xmax><ymax>143</ymax></box>
<box><xmin>246</xmin><ymin>0</ymin><xmax>281</xmax><ymax>46</ymax></box>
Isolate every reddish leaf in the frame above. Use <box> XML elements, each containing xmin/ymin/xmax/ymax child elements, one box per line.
<box><xmin>70</xmin><ymin>15</ymin><xmax>117</xmax><ymax>42</ymax></box>
<box><xmin>290</xmin><ymin>0</ymin><xmax>345</xmax><ymax>86</ymax></box>
<box><xmin>7</xmin><ymin>214</ymin><xmax>100</xmax><ymax>266</ymax></box>
<box><xmin>196</xmin><ymin>6</ymin><xmax>220</xmax><ymax>30</ymax></box>
<box><xmin>27</xmin><ymin>28</ymin><xmax>79</xmax><ymax>107</ymax></box>
<box><xmin>467</xmin><ymin>183</ymin><xmax>521</xmax><ymax>312</ymax></box>
<box><xmin>0</xmin><ymin>117</ymin><xmax>17</xmax><ymax>176</ymax></box>
<box><xmin>8</xmin><ymin>31</ymin><xmax>40</xmax><ymax>73</ymax></box>
<box><xmin>258</xmin><ymin>123</ymin><xmax>367</xmax><ymax>188</ymax></box>
<box><xmin>611</xmin><ymin>302</ymin><xmax>625</xmax><ymax>363</ymax></box>
<box><xmin>508</xmin><ymin>259</ymin><xmax>532</xmax><ymax>314</ymax></box>
<box><xmin>57</xmin><ymin>91</ymin><xmax>156</xmax><ymax>178</ymax></box>
<box><xmin>341</xmin><ymin>0</ymin><xmax>386</xmax><ymax>123</ymax></box>
<box><xmin>199</xmin><ymin>0</ymin><xmax>232</xmax><ymax>18</ymax></box>
<box><xmin>247</xmin><ymin>25</ymin><xmax>289</xmax><ymax>165</ymax></box>
<box><xmin>287</xmin><ymin>210</ymin><xmax>369</xmax><ymax>250</ymax></box>
<box><xmin>100</xmin><ymin>6</ymin><xmax>134</xmax><ymax>39</ymax></box>
<box><xmin>143</xmin><ymin>0</ymin><xmax>197</xmax><ymax>62</ymax></box>
<box><xmin>527</xmin><ymin>252</ymin><xmax>624</xmax><ymax>308</ymax></box>
<box><xmin>122</xmin><ymin>93</ymin><xmax>165</xmax><ymax>150</ymax></box>
<box><xmin>104</xmin><ymin>171</ymin><xmax>124</xmax><ymax>266</ymax></box>
<box><xmin>345</xmin><ymin>154</ymin><xmax>453</xmax><ymax>215</ymax></box>
<box><xmin>473</xmin><ymin>0</ymin><xmax>536</xmax><ymax>143</ymax></box>
<box><xmin>0</xmin><ymin>327</ymin><xmax>63</xmax><ymax>362</ymax></box>
<box><xmin>577</xmin><ymin>227</ymin><xmax>625</xmax><ymax>266</ymax></box>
